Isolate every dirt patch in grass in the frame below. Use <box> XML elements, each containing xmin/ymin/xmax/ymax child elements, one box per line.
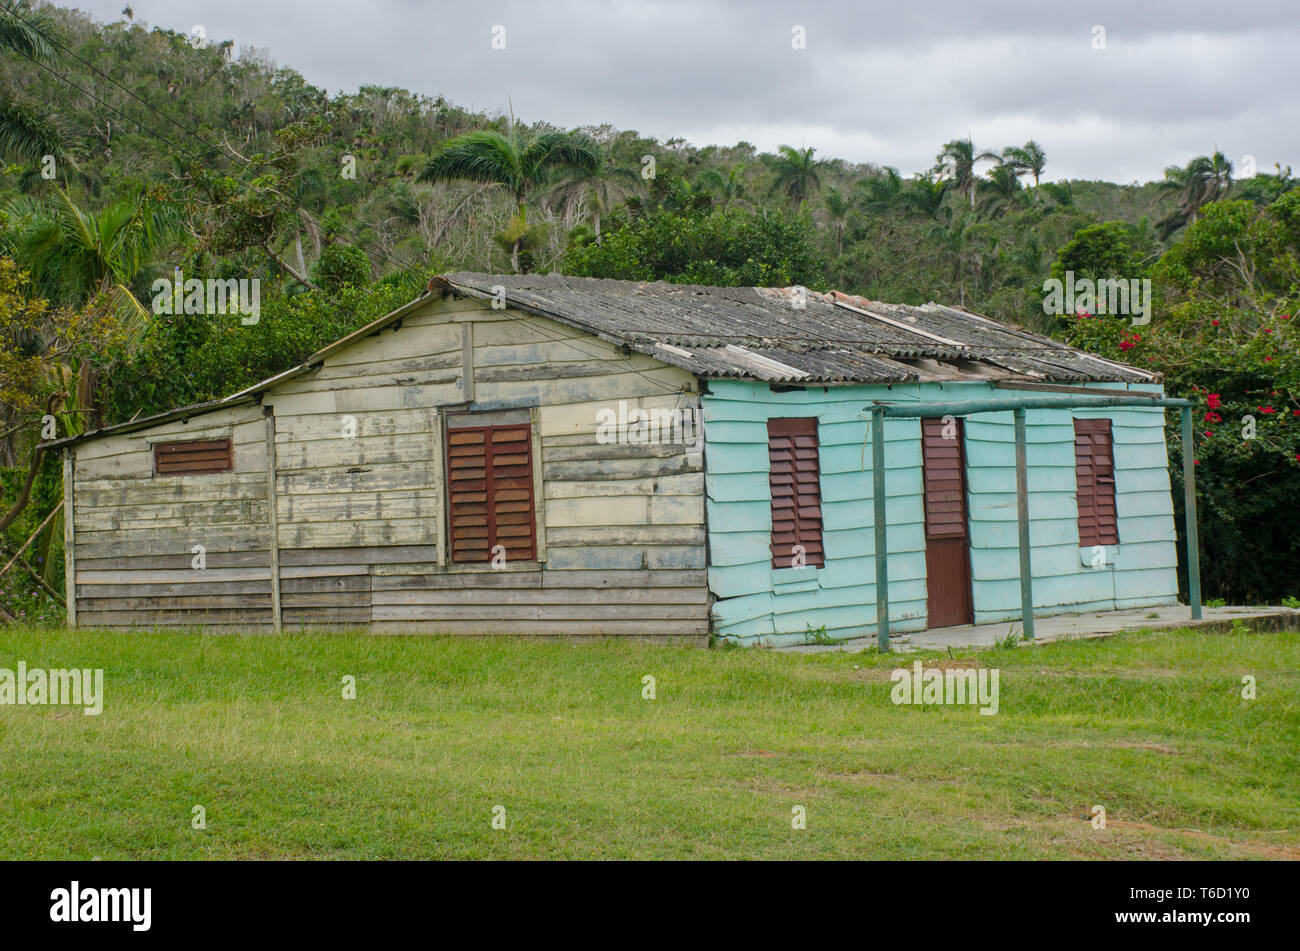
<box><xmin>1101</xmin><ymin>818</ymin><xmax>1299</xmax><ymax>860</ymax></box>
<box><xmin>1055</xmin><ymin>808</ymin><xmax>1298</xmax><ymax>860</ymax></box>
<box><xmin>826</xmin><ymin>769</ymin><xmax>901</xmax><ymax>785</ymax></box>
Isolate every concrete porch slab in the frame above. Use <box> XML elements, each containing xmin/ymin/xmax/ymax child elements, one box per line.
<box><xmin>777</xmin><ymin>605</ymin><xmax>1300</xmax><ymax>654</ymax></box>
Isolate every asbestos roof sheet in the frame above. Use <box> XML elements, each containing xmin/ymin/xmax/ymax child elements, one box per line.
<box><xmin>436</xmin><ymin>273</ymin><xmax>1157</xmax><ymax>385</ymax></box>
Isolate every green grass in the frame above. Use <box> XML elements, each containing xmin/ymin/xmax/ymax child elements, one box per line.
<box><xmin>0</xmin><ymin>625</ymin><xmax>1296</xmax><ymax>859</ymax></box>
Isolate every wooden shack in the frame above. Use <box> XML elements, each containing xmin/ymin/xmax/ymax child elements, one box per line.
<box><xmin>47</xmin><ymin>273</ymin><xmax>1182</xmax><ymax>645</ymax></box>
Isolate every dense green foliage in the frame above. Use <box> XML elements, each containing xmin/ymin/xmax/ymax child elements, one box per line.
<box><xmin>1061</xmin><ymin>194</ymin><xmax>1300</xmax><ymax>603</ymax></box>
<box><xmin>0</xmin><ymin>4</ymin><xmax>1296</xmax><ymax>610</ymax></box>
<box><xmin>566</xmin><ymin>203</ymin><xmax>826</xmax><ymax>288</ymax></box>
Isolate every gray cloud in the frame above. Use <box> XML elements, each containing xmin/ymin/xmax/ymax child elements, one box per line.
<box><xmin>72</xmin><ymin>0</ymin><xmax>1300</xmax><ymax>182</ymax></box>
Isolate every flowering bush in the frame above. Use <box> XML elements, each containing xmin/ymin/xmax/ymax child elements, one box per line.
<box><xmin>1061</xmin><ymin>192</ymin><xmax>1300</xmax><ymax>601</ymax></box>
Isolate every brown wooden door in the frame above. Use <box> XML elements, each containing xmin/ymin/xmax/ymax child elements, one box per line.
<box><xmin>921</xmin><ymin>417</ymin><xmax>974</xmax><ymax>628</ymax></box>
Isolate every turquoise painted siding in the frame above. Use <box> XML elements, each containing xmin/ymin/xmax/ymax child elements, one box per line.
<box><xmin>702</xmin><ymin>380</ymin><xmax>1179</xmax><ymax>645</ymax></box>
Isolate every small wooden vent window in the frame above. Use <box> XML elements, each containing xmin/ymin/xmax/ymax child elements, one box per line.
<box><xmin>154</xmin><ymin>438</ymin><xmax>232</xmax><ymax>475</ymax></box>
<box><xmin>1074</xmin><ymin>418</ymin><xmax>1119</xmax><ymax>547</ymax></box>
<box><xmin>921</xmin><ymin>417</ymin><xmax>969</xmax><ymax>540</ymax></box>
<box><xmin>447</xmin><ymin>423</ymin><xmax>537</xmax><ymax>563</ymax></box>
<box><xmin>768</xmin><ymin>417</ymin><xmax>824</xmax><ymax>568</ymax></box>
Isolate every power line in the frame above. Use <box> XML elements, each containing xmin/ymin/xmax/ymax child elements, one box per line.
<box><xmin>2</xmin><ymin>4</ymin><xmax>685</xmax><ymax>395</ymax></box>
<box><xmin>2</xmin><ymin>4</ymin><xmax>1083</xmax><ymax>396</ymax></box>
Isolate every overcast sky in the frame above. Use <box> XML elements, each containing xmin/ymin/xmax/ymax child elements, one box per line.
<box><xmin>70</xmin><ymin>0</ymin><xmax>1300</xmax><ymax>183</ymax></box>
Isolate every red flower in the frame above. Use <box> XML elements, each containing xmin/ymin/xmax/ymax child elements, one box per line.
<box><xmin>1292</xmin><ymin>410</ymin><xmax>1300</xmax><ymax>416</ymax></box>
<box><xmin>1203</xmin><ymin>411</ymin><xmax>1222</xmax><ymax>423</ymax></box>
<box><xmin>1204</xmin><ymin>431</ymin><xmax>1214</xmax><ymax>437</ymax></box>
<box><xmin>1259</xmin><ymin>406</ymin><xmax>1276</xmax><ymax>414</ymax></box>
<box><xmin>1118</xmin><ymin>339</ymin><xmax>1135</xmax><ymax>351</ymax></box>
<box><xmin>1265</xmin><ymin>356</ymin><xmax>1274</xmax><ymax>362</ymax></box>
<box><xmin>1207</xmin><ymin>393</ymin><xmax>1222</xmax><ymax>410</ymax></box>
<box><xmin>1211</xmin><ymin>319</ymin><xmax>1220</xmax><ymax>326</ymax></box>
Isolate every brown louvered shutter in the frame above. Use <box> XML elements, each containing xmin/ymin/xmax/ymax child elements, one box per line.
<box><xmin>1074</xmin><ymin>418</ymin><xmax>1118</xmax><ymax>547</ymax></box>
<box><xmin>448</xmin><ymin>424</ymin><xmax>536</xmax><ymax>563</ymax></box>
<box><xmin>768</xmin><ymin>418</ymin><xmax>824</xmax><ymax>568</ymax></box>
<box><xmin>154</xmin><ymin>438</ymin><xmax>232</xmax><ymax>475</ymax></box>
<box><xmin>921</xmin><ymin>417</ymin><xmax>968</xmax><ymax>540</ymax></box>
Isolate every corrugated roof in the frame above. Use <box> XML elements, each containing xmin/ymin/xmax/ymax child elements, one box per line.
<box><xmin>435</xmin><ymin>273</ymin><xmax>1158</xmax><ymax>386</ymax></box>
<box><xmin>43</xmin><ymin>273</ymin><xmax>1156</xmax><ymax>449</ymax></box>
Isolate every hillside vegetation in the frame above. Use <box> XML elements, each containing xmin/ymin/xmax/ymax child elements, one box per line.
<box><xmin>0</xmin><ymin>4</ymin><xmax>1296</xmax><ymax>611</ymax></box>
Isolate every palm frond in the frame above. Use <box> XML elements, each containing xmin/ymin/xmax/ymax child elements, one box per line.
<box><xmin>0</xmin><ymin>7</ymin><xmax>61</xmax><ymax>63</ymax></box>
<box><xmin>0</xmin><ymin>97</ymin><xmax>66</xmax><ymax>163</ymax></box>
<box><xmin>417</xmin><ymin>130</ymin><xmax>521</xmax><ymax>196</ymax></box>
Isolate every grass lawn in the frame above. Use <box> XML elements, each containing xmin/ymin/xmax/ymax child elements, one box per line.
<box><xmin>0</xmin><ymin>624</ymin><xmax>1296</xmax><ymax>860</ymax></box>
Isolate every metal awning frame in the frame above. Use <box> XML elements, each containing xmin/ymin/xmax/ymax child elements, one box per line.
<box><xmin>866</xmin><ymin>394</ymin><xmax>1199</xmax><ymax>650</ymax></box>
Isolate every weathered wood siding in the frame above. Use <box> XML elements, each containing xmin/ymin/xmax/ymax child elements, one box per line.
<box><xmin>69</xmin><ymin>295</ymin><xmax>709</xmax><ymax>640</ymax></box>
<box><xmin>71</xmin><ymin>404</ymin><xmax>274</xmax><ymax>628</ymax></box>
<box><xmin>703</xmin><ymin>379</ymin><xmax>1179</xmax><ymax>645</ymax></box>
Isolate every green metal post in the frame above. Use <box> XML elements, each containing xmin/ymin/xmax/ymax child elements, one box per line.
<box><xmin>1013</xmin><ymin>407</ymin><xmax>1034</xmax><ymax>640</ymax></box>
<box><xmin>872</xmin><ymin>409</ymin><xmax>889</xmax><ymax>651</ymax></box>
<box><xmin>1181</xmin><ymin>405</ymin><xmax>1202</xmax><ymax>620</ymax></box>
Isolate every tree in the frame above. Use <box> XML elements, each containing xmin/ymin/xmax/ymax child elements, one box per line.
<box><xmin>1234</xmin><ymin>164</ymin><xmax>1297</xmax><ymax>207</ymax></box>
<box><xmin>821</xmin><ymin>186</ymin><xmax>853</xmax><ymax>255</ymax></box>
<box><xmin>767</xmin><ymin>145</ymin><xmax>824</xmax><ymax>204</ymax></box>
<box><xmin>902</xmin><ymin>173</ymin><xmax>951</xmax><ymax>220</ymax></box>
<box><xmin>8</xmin><ymin>188</ymin><xmax>182</xmax><ymax>329</ymax></box>
<box><xmin>0</xmin><ymin>256</ymin><xmax>132</xmax><ymax>583</ymax></box>
<box><xmin>546</xmin><ymin>149</ymin><xmax>640</xmax><ymax>242</ymax></box>
<box><xmin>417</xmin><ymin>128</ymin><xmax>599</xmax><ymax>271</ymax></box>
<box><xmin>1156</xmin><ymin>151</ymin><xmax>1234</xmax><ymax>239</ymax></box>
<box><xmin>980</xmin><ymin>162</ymin><xmax>1025</xmax><ymax>218</ymax></box>
<box><xmin>1040</xmin><ymin>181</ymin><xmax>1074</xmax><ymax>208</ymax></box>
<box><xmin>697</xmin><ymin>164</ymin><xmax>747</xmax><ymax>211</ymax></box>
<box><xmin>564</xmin><ymin>204</ymin><xmax>826</xmax><ymax>289</ymax></box>
<box><xmin>311</xmin><ymin>243</ymin><xmax>371</xmax><ymax>292</ymax></box>
<box><xmin>856</xmin><ymin>167</ymin><xmax>906</xmax><ymax>215</ymax></box>
<box><xmin>1000</xmin><ymin>140</ymin><xmax>1047</xmax><ymax>189</ymax></box>
<box><xmin>6</xmin><ymin>187</ymin><xmax>182</xmax><ymax>428</ymax></box>
<box><xmin>935</xmin><ymin>138</ymin><xmax>987</xmax><ymax>210</ymax></box>
<box><xmin>1049</xmin><ymin>221</ymin><xmax>1146</xmax><ymax>285</ymax></box>
<box><xmin>1063</xmin><ymin>193</ymin><xmax>1300</xmax><ymax>602</ymax></box>
<box><xmin>0</xmin><ymin>5</ymin><xmax>67</xmax><ymax>164</ymax></box>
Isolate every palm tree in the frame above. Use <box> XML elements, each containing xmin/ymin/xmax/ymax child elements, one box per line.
<box><xmin>0</xmin><ymin>5</ymin><xmax>67</xmax><ymax>164</ymax></box>
<box><xmin>767</xmin><ymin>145</ymin><xmax>823</xmax><ymax>204</ymax></box>
<box><xmin>1156</xmin><ymin>151</ymin><xmax>1234</xmax><ymax>238</ymax></box>
<box><xmin>821</xmin><ymin>186</ymin><xmax>854</xmax><ymax>255</ymax></box>
<box><xmin>7</xmin><ymin>188</ymin><xmax>181</xmax><ymax>438</ymax></box>
<box><xmin>902</xmin><ymin>173</ymin><xmax>952</xmax><ymax>220</ymax></box>
<box><xmin>1000</xmin><ymin>140</ymin><xmax>1047</xmax><ymax>189</ymax></box>
<box><xmin>547</xmin><ymin>150</ymin><xmax>639</xmax><ymax>242</ymax></box>
<box><xmin>697</xmin><ymin>164</ymin><xmax>747</xmax><ymax>210</ymax></box>
<box><xmin>856</xmin><ymin>167</ymin><xmax>906</xmax><ymax>214</ymax></box>
<box><xmin>935</xmin><ymin>138</ymin><xmax>985</xmax><ymax>210</ymax></box>
<box><xmin>980</xmin><ymin>162</ymin><xmax>1025</xmax><ymax>218</ymax></box>
<box><xmin>8</xmin><ymin>188</ymin><xmax>182</xmax><ymax>341</ymax></box>
<box><xmin>417</xmin><ymin>128</ymin><xmax>599</xmax><ymax>271</ymax></box>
